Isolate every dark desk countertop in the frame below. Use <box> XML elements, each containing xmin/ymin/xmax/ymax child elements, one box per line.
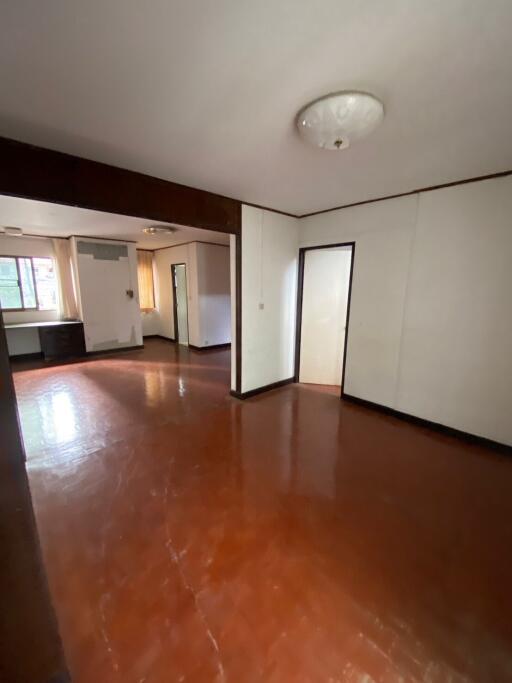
<box><xmin>5</xmin><ymin>320</ymin><xmax>83</xmax><ymax>330</ymax></box>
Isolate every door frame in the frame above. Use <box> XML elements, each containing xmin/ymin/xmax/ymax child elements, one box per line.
<box><xmin>0</xmin><ymin>137</ymin><xmax>243</xmax><ymax>397</ymax></box>
<box><xmin>294</xmin><ymin>241</ymin><xmax>356</xmax><ymax>396</ymax></box>
<box><xmin>171</xmin><ymin>263</ymin><xmax>189</xmax><ymax>344</ymax></box>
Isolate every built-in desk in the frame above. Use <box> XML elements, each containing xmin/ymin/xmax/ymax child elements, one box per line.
<box><xmin>5</xmin><ymin>320</ymin><xmax>86</xmax><ymax>360</ymax></box>
<box><xmin>5</xmin><ymin>320</ymin><xmax>83</xmax><ymax>330</ymax></box>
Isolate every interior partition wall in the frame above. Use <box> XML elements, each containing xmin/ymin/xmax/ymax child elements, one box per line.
<box><xmin>299</xmin><ymin>176</ymin><xmax>512</xmax><ymax>448</ymax></box>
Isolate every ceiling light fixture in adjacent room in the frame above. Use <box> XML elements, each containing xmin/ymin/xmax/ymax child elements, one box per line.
<box><xmin>142</xmin><ymin>225</ymin><xmax>178</xmax><ymax>236</ymax></box>
<box><xmin>2</xmin><ymin>226</ymin><xmax>24</xmax><ymax>236</ymax></box>
<box><xmin>297</xmin><ymin>91</ymin><xmax>384</xmax><ymax>151</ymax></box>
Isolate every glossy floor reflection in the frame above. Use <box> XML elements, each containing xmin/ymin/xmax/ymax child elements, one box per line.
<box><xmin>14</xmin><ymin>340</ymin><xmax>512</xmax><ymax>682</ymax></box>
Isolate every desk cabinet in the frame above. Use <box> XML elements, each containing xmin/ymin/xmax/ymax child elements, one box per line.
<box><xmin>38</xmin><ymin>322</ymin><xmax>86</xmax><ymax>360</ymax></box>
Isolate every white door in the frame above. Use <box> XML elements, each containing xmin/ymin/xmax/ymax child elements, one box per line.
<box><xmin>299</xmin><ymin>247</ymin><xmax>352</xmax><ymax>386</ymax></box>
<box><xmin>174</xmin><ymin>264</ymin><xmax>189</xmax><ymax>345</ymax></box>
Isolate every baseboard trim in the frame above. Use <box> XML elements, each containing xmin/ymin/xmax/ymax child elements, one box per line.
<box><xmin>144</xmin><ymin>334</ymin><xmax>176</xmax><ymax>343</ymax></box>
<box><xmin>188</xmin><ymin>343</ymin><xmax>231</xmax><ymax>351</ymax></box>
<box><xmin>230</xmin><ymin>377</ymin><xmax>294</xmax><ymax>400</ymax></box>
<box><xmin>86</xmin><ymin>344</ymin><xmax>144</xmax><ymax>357</ymax></box>
<box><xmin>342</xmin><ymin>394</ymin><xmax>511</xmax><ymax>454</ymax></box>
<box><xmin>9</xmin><ymin>351</ymin><xmax>44</xmax><ymax>362</ymax></box>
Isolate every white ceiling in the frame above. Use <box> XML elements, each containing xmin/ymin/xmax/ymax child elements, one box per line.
<box><xmin>0</xmin><ymin>195</ymin><xmax>229</xmax><ymax>249</ymax></box>
<box><xmin>1</xmin><ymin>1</ymin><xmax>511</xmax><ymax>215</ymax></box>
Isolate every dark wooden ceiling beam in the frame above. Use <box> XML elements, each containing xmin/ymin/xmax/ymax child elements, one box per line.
<box><xmin>0</xmin><ymin>137</ymin><xmax>241</xmax><ymax>235</ymax></box>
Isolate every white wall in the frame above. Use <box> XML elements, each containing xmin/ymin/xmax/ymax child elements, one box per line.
<box><xmin>71</xmin><ymin>237</ymin><xmax>142</xmax><ymax>352</ymax></box>
<box><xmin>300</xmin><ymin>175</ymin><xmax>512</xmax><ymax>446</ymax></box>
<box><xmin>1</xmin><ymin>234</ymin><xmax>60</xmax><ymax>355</ymax></box>
<box><xmin>5</xmin><ymin>327</ymin><xmax>41</xmax><ymax>356</ymax></box>
<box><xmin>230</xmin><ymin>235</ymin><xmax>237</xmax><ymax>391</ymax></box>
<box><xmin>154</xmin><ymin>243</ymin><xmax>194</xmax><ymax>342</ymax></box>
<box><xmin>301</xmin><ymin>195</ymin><xmax>416</xmax><ymax>406</ymax></box>
<box><xmin>195</xmin><ymin>243</ymin><xmax>230</xmax><ymax>346</ymax></box>
<box><xmin>241</xmin><ymin>205</ymin><xmax>299</xmax><ymax>393</ymax></box>
<box><xmin>154</xmin><ymin>241</ymin><xmax>231</xmax><ymax>348</ymax></box>
<box><xmin>141</xmin><ymin>310</ymin><xmax>160</xmax><ymax>336</ymax></box>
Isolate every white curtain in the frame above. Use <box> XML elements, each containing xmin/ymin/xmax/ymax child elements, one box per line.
<box><xmin>52</xmin><ymin>238</ymin><xmax>79</xmax><ymax>320</ymax></box>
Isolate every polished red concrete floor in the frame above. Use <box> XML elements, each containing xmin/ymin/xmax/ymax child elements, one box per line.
<box><xmin>14</xmin><ymin>340</ymin><xmax>512</xmax><ymax>682</ymax></box>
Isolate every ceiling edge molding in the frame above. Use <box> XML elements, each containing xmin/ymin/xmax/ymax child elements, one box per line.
<box><xmin>298</xmin><ymin>169</ymin><xmax>512</xmax><ymax>218</ymax></box>
<box><xmin>241</xmin><ymin>201</ymin><xmax>298</xmax><ymax>219</ymax></box>
<box><xmin>150</xmin><ymin>240</ymin><xmax>230</xmax><ymax>252</ymax></box>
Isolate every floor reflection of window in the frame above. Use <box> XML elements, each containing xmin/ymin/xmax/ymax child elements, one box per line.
<box><xmin>144</xmin><ymin>369</ymin><xmax>166</xmax><ymax>406</ymax></box>
<box><xmin>51</xmin><ymin>390</ymin><xmax>77</xmax><ymax>444</ymax></box>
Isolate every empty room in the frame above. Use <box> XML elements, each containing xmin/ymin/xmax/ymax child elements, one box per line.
<box><xmin>1</xmin><ymin>2</ymin><xmax>511</xmax><ymax>683</ymax></box>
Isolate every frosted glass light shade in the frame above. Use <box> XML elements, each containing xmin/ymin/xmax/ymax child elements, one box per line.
<box><xmin>297</xmin><ymin>91</ymin><xmax>384</xmax><ymax>151</ymax></box>
<box><xmin>142</xmin><ymin>225</ymin><xmax>177</xmax><ymax>235</ymax></box>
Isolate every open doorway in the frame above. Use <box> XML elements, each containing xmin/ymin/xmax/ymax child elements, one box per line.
<box><xmin>171</xmin><ymin>263</ymin><xmax>189</xmax><ymax>345</ymax></box>
<box><xmin>295</xmin><ymin>242</ymin><xmax>355</xmax><ymax>392</ymax></box>
<box><xmin>0</xmin><ymin>139</ymin><xmax>241</xmax><ymax>683</ymax></box>
<box><xmin>0</xmin><ymin>194</ymin><xmax>236</xmax><ymax>680</ymax></box>
<box><xmin>0</xmin><ymin>194</ymin><xmax>235</xmax><ymax>464</ymax></box>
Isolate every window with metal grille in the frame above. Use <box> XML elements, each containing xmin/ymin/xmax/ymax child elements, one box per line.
<box><xmin>0</xmin><ymin>256</ymin><xmax>58</xmax><ymax>311</ymax></box>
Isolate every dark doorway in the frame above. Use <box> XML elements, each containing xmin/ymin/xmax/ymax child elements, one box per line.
<box><xmin>171</xmin><ymin>263</ymin><xmax>189</xmax><ymax>345</ymax></box>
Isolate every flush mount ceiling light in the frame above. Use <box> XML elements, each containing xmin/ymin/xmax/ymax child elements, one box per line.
<box><xmin>142</xmin><ymin>225</ymin><xmax>178</xmax><ymax>236</ymax></box>
<box><xmin>2</xmin><ymin>226</ymin><xmax>24</xmax><ymax>236</ymax></box>
<box><xmin>297</xmin><ymin>91</ymin><xmax>384</xmax><ymax>151</ymax></box>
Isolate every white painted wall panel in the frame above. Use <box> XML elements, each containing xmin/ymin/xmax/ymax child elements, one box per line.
<box><xmin>241</xmin><ymin>205</ymin><xmax>299</xmax><ymax>393</ymax></box>
<box><xmin>71</xmin><ymin>238</ymin><xmax>142</xmax><ymax>352</ymax></box>
<box><xmin>230</xmin><ymin>235</ymin><xmax>237</xmax><ymax>391</ymax></box>
<box><xmin>154</xmin><ymin>242</ymin><xmax>231</xmax><ymax>348</ymax></box>
<box><xmin>154</xmin><ymin>244</ymin><xmax>191</xmax><ymax>341</ymax></box>
<box><xmin>5</xmin><ymin>327</ymin><xmax>41</xmax><ymax>356</ymax></box>
<box><xmin>196</xmin><ymin>243</ymin><xmax>231</xmax><ymax>347</ymax></box>
<box><xmin>300</xmin><ymin>195</ymin><xmax>417</xmax><ymax>406</ymax></box>
<box><xmin>396</xmin><ymin>179</ymin><xmax>512</xmax><ymax>445</ymax></box>
<box><xmin>141</xmin><ymin>310</ymin><xmax>160</xmax><ymax>336</ymax></box>
<box><xmin>300</xmin><ymin>176</ymin><xmax>512</xmax><ymax>445</ymax></box>
<box><xmin>186</xmin><ymin>244</ymin><xmax>200</xmax><ymax>346</ymax></box>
